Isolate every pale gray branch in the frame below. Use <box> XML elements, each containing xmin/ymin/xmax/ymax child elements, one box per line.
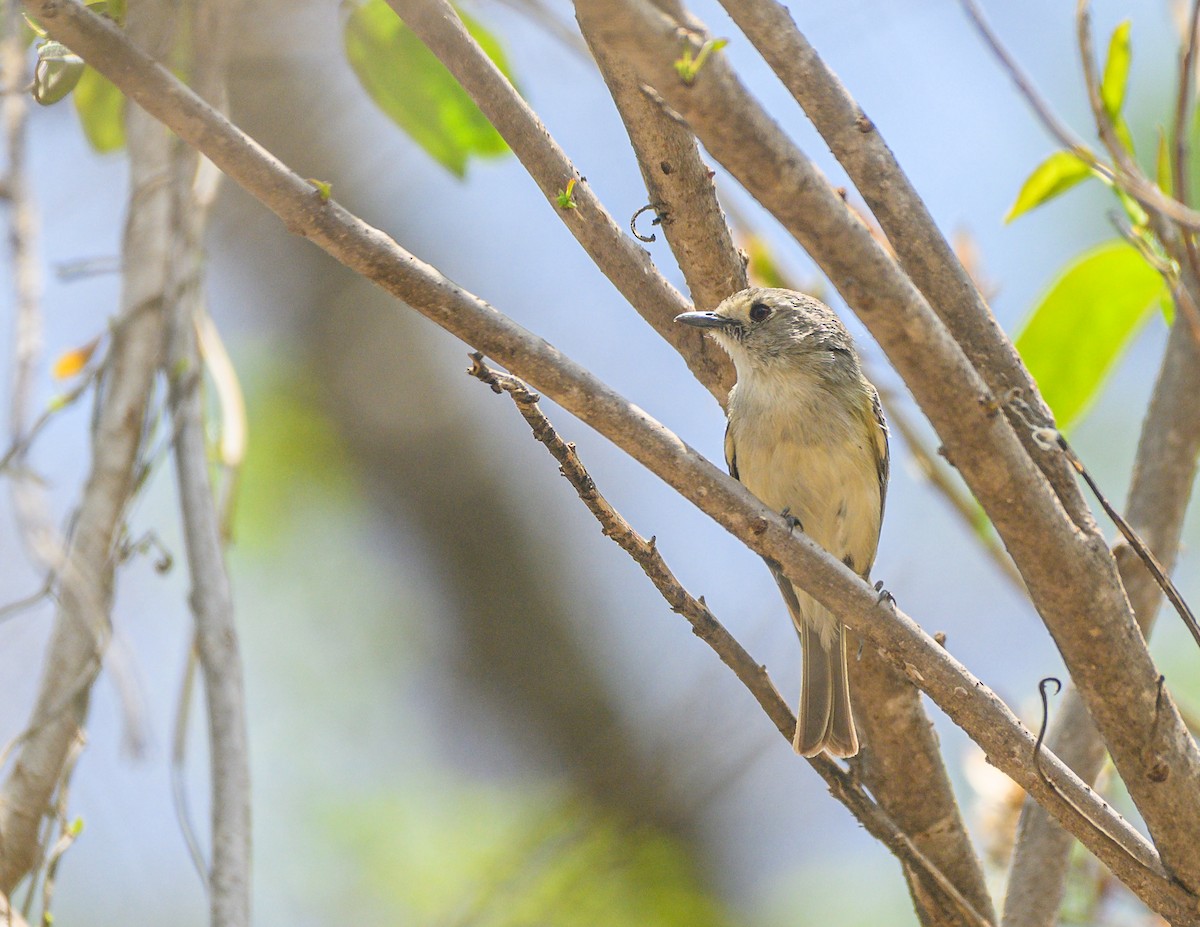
<box><xmin>22</xmin><ymin>2</ymin><xmax>1199</xmax><ymax>918</ymax></box>
<box><xmin>163</xmin><ymin>2</ymin><xmax>250</xmax><ymax>923</ymax></box>
<box><xmin>576</xmin><ymin>2</ymin><xmax>747</xmax><ymax>346</ymax></box>
<box><xmin>581</xmin><ymin>0</ymin><xmax>1200</xmax><ymax>893</ymax></box>
<box><xmin>0</xmin><ymin>5</ymin><xmax>173</xmax><ymax>890</ymax></box>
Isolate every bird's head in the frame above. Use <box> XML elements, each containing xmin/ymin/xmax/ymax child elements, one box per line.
<box><xmin>676</xmin><ymin>287</ymin><xmax>857</xmax><ymax>378</ymax></box>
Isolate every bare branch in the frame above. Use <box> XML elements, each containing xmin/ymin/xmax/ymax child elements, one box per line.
<box><xmin>382</xmin><ymin>0</ymin><xmax>733</xmax><ymax>402</ymax></box>
<box><xmin>576</xmin><ymin>3</ymin><xmax>748</xmax><ymax>319</ymax></box>
<box><xmin>23</xmin><ymin>4</ymin><xmax>1198</xmax><ymax>916</ymax></box>
<box><xmin>162</xmin><ymin>3</ymin><xmax>251</xmax><ymax>921</ymax></box>
<box><xmin>0</xmin><ymin>889</ymin><xmax>31</xmax><ymax>927</ymax></box>
<box><xmin>1003</xmin><ymin>293</ymin><xmax>1200</xmax><ymax>926</ymax></box>
<box><xmin>847</xmin><ymin>647</ymin><xmax>996</xmax><ymax>927</ymax></box>
<box><xmin>467</xmin><ymin>355</ymin><xmax>994</xmax><ymax>927</ymax></box>
<box><xmin>166</xmin><ymin>234</ymin><xmax>251</xmax><ymax>927</ymax></box>
<box><xmin>718</xmin><ymin>0</ymin><xmax>1091</xmax><ymax>533</ymax></box>
<box><xmin>0</xmin><ymin>5</ymin><xmax>175</xmax><ymax>890</ymax></box>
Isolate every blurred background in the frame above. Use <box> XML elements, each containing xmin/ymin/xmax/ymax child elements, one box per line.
<box><xmin>1</xmin><ymin>0</ymin><xmax>1198</xmax><ymax>924</ymax></box>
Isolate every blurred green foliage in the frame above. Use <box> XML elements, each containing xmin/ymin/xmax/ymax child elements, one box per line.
<box><xmin>343</xmin><ymin>0</ymin><xmax>512</xmax><ymax>177</ymax></box>
<box><xmin>235</xmin><ymin>360</ymin><xmax>360</xmax><ymax>551</ymax></box>
<box><xmin>323</xmin><ymin>786</ymin><xmax>735</xmax><ymax>927</ymax></box>
<box><xmin>72</xmin><ymin>66</ymin><xmax>125</xmax><ymax>152</ymax></box>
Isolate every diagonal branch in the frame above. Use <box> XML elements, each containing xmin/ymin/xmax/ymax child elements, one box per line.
<box><xmin>382</xmin><ymin>0</ymin><xmax>733</xmax><ymax>402</ymax></box>
<box><xmin>22</xmin><ymin>4</ymin><xmax>1196</xmax><ymax>918</ymax></box>
<box><xmin>579</xmin><ymin>0</ymin><xmax>1200</xmax><ymax>891</ymax></box>
<box><xmin>575</xmin><ymin>2</ymin><xmax>748</xmax><ymax>320</ymax></box>
<box><xmin>467</xmin><ymin>354</ymin><xmax>993</xmax><ymax>927</ymax></box>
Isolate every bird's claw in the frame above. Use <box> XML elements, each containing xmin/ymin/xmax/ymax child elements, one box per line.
<box><xmin>874</xmin><ymin>580</ymin><xmax>895</xmax><ymax>608</ymax></box>
<box><xmin>780</xmin><ymin>507</ymin><xmax>803</xmax><ymax>534</ymax></box>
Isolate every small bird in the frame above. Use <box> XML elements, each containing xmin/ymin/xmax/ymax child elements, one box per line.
<box><xmin>677</xmin><ymin>288</ymin><xmax>888</xmax><ymax>757</ymax></box>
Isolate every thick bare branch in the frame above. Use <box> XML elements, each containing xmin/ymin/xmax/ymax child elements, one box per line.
<box><xmin>848</xmin><ymin>648</ymin><xmax>995</xmax><ymax>927</ymax></box>
<box><xmin>23</xmin><ymin>4</ymin><xmax>1197</xmax><ymax>917</ymax></box>
<box><xmin>580</xmin><ymin>0</ymin><xmax>1200</xmax><ymax>890</ymax></box>
<box><xmin>163</xmin><ymin>2</ymin><xmax>251</xmax><ymax>922</ymax></box>
<box><xmin>0</xmin><ymin>889</ymin><xmax>31</xmax><ymax>927</ymax></box>
<box><xmin>717</xmin><ymin>0</ymin><xmax>1092</xmax><ymax>533</ymax></box>
<box><xmin>575</xmin><ymin>3</ymin><xmax>747</xmax><ymax>324</ymax></box>
<box><xmin>1003</xmin><ymin>282</ymin><xmax>1200</xmax><ymax>927</ymax></box>
<box><xmin>382</xmin><ymin>0</ymin><xmax>733</xmax><ymax>402</ymax></box>
<box><xmin>0</xmin><ymin>5</ymin><xmax>173</xmax><ymax>890</ymax></box>
<box><xmin>468</xmin><ymin>355</ymin><xmax>994</xmax><ymax>927</ymax></box>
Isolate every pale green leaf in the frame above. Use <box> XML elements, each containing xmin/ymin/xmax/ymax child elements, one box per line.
<box><xmin>1005</xmin><ymin>151</ymin><xmax>1094</xmax><ymax>223</ymax></box>
<box><xmin>72</xmin><ymin>65</ymin><xmax>125</xmax><ymax>152</ymax></box>
<box><xmin>343</xmin><ymin>0</ymin><xmax>511</xmax><ymax>178</ymax></box>
<box><xmin>1100</xmin><ymin>20</ymin><xmax>1132</xmax><ymax>121</ymax></box>
<box><xmin>1016</xmin><ymin>240</ymin><xmax>1166</xmax><ymax>429</ymax></box>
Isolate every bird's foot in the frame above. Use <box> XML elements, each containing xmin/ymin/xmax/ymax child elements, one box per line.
<box><xmin>874</xmin><ymin>580</ymin><xmax>895</xmax><ymax>608</ymax></box>
<box><xmin>780</xmin><ymin>507</ymin><xmax>804</xmax><ymax>534</ymax></box>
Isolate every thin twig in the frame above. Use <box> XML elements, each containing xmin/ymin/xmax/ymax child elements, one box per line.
<box><xmin>36</xmin><ymin>736</ymin><xmax>83</xmax><ymax>927</ymax></box>
<box><xmin>957</xmin><ymin>0</ymin><xmax>1098</xmax><ymax>162</ymax></box>
<box><xmin>164</xmin><ymin>1</ymin><xmax>251</xmax><ymax>920</ymax></box>
<box><xmin>1079</xmin><ymin>0</ymin><xmax>1200</xmax><ymax>350</ymax></box>
<box><xmin>171</xmin><ymin>638</ymin><xmax>209</xmax><ymax>891</ymax></box>
<box><xmin>0</xmin><ymin>365</ymin><xmax>103</xmax><ymax>473</ymax></box>
<box><xmin>1059</xmin><ymin>431</ymin><xmax>1200</xmax><ymax>649</ymax></box>
<box><xmin>1009</xmin><ymin>394</ymin><xmax>1200</xmax><ymax>650</ymax></box>
<box><xmin>0</xmin><ymin>578</ymin><xmax>54</xmax><ymax>625</ymax></box>
<box><xmin>467</xmin><ymin>354</ymin><xmax>995</xmax><ymax>927</ymax></box>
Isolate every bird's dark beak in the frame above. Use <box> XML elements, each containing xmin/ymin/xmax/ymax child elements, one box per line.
<box><xmin>675</xmin><ymin>310</ymin><xmax>732</xmax><ymax>330</ymax></box>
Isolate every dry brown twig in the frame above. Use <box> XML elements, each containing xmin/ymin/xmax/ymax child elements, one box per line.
<box><xmin>467</xmin><ymin>353</ymin><xmax>995</xmax><ymax>927</ymax></box>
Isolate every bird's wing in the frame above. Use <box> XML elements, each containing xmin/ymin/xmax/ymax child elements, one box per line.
<box><xmin>870</xmin><ymin>387</ymin><xmax>890</xmax><ymax>517</ymax></box>
<box><xmin>724</xmin><ymin>420</ymin><xmax>739</xmax><ymax>480</ymax></box>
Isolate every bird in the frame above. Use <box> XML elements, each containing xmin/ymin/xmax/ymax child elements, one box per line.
<box><xmin>677</xmin><ymin>287</ymin><xmax>888</xmax><ymax>757</ymax></box>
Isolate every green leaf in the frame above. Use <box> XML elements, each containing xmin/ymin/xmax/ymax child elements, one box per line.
<box><xmin>72</xmin><ymin>65</ymin><xmax>125</xmax><ymax>152</ymax></box>
<box><xmin>1100</xmin><ymin>20</ymin><xmax>1132</xmax><ymax>121</ymax></box>
<box><xmin>1005</xmin><ymin>151</ymin><xmax>1094</xmax><ymax>223</ymax></box>
<box><xmin>343</xmin><ymin>0</ymin><xmax>511</xmax><ymax>178</ymax></box>
<box><xmin>1016</xmin><ymin>240</ymin><xmax>1166</xmax><ymax>430</ymax></box>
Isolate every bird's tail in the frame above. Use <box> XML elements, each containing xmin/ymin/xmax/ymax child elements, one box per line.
<box><xmin>765</xmin><ymin>560</ymin><xmax>858</xmax><ymax>757</ymax></box>
<box><xmin>797</xmin><ymin>617</ymin><xmax>857</xmax><ymax>758</ymax></box>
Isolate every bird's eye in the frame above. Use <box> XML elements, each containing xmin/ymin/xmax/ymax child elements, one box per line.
<box><xmin>749</xmin><ymin>301</ymin><xmax>772</xmax><ymax>323</ymax></box>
